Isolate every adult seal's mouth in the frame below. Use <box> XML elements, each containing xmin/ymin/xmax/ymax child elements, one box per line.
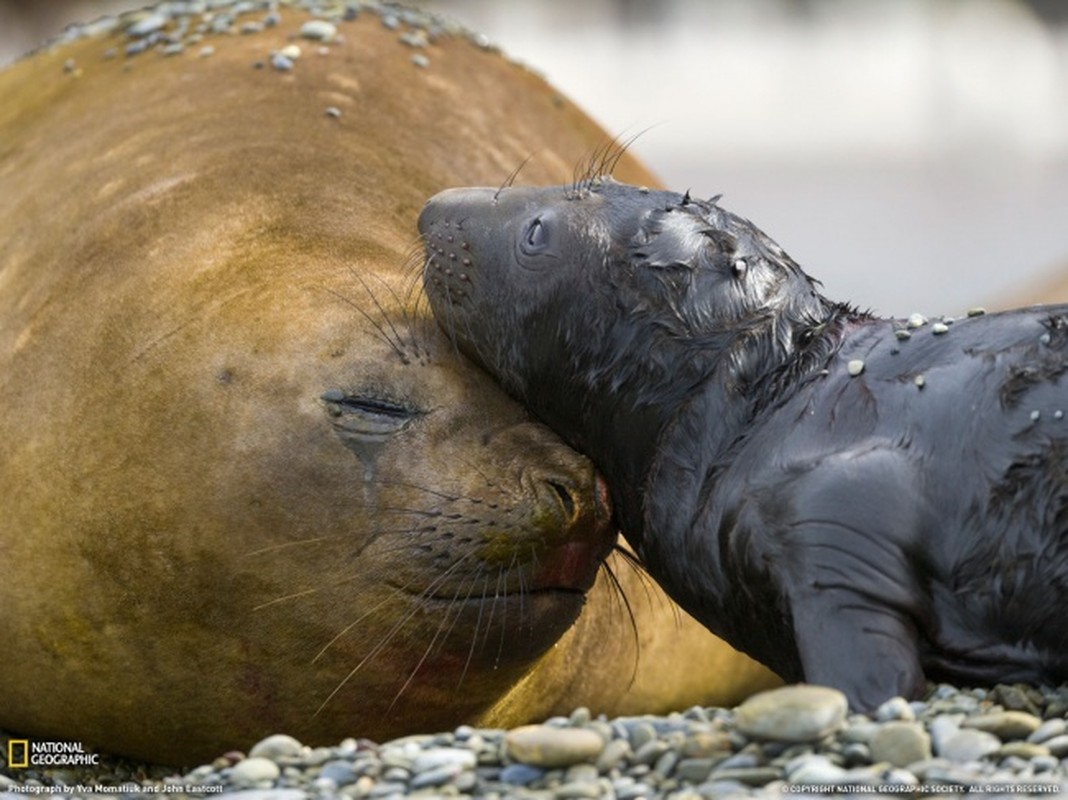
<box><xmin>529</xmin><ymin>473</ymin><xmax>615</xmax><ymax>593</ymax></box>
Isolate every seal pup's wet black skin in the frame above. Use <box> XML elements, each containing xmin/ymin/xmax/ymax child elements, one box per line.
<box><xmin>419</xmin><ymin>176</ymin><xmax>1068</xmax><ymax>712</ymax></box>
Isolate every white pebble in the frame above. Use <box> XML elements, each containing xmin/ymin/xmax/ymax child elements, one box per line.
<box><xmin>847</xmin><ymin>359</ymin><xmax>865</xmax><ymax>377</ymax></box>
<box><xmin>230</xmin><ymin>757</ymin><xmax>281</xmax><ymax>786</ymax></box>
<box><xmin>300</xmin><ymin>20</ymin><xmax>338</xmax><ymax>41</ymax></box>
<box><xmin>907</xmin><ymin>313</ymin><xmax>926</xmax><ymax>329</ymax></box>
<box><xmin>932</xmin><ymin>322</ymin><xmax>949</xmax><ymax>335</ymax></box>
<box><xmin>249</xmin><ymin>733</ymin><xmax>304</xmax><ymax>760</ymax></box>
<box><xmin>412</xmin><ymin>747</ymin><xmax>477</xmax><ymax>772</ymax></box>
<box><xmin>279</xmin><ymin>44</ymin><xmax>302</xmax><ymax>60</ymax></box>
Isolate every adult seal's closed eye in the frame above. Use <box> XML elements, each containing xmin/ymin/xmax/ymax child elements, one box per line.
<box><xmin>420</xmin><ymin>176</ymin><xmax>1068</xmax><ymax>712</ymax></box>
<box><xmin>0</xmin><ymin>4</ymin><xmax>775</xmax><ymax>765</ymax></box>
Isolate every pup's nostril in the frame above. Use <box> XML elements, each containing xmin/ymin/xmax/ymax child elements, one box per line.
<box><xmin>547</xmin><ymin>480</ymin><xmax>576</xmax><ymax>521</ymax></box>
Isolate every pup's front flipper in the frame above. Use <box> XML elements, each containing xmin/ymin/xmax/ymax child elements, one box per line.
<box><xmin>774</xmin><ymin>448</ymin><xmax>929</xmax><ymax>711</ymax></box>
<box><xmin>791</xmin><ymin>585</ymin><xmax>926</xmax><ymax>711</ymax></box>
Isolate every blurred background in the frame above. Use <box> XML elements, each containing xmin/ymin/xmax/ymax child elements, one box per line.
<box><xmin>2</xmin><ymin>0</ymin><xmax>1066</xmax><ymax>314</ymax></box>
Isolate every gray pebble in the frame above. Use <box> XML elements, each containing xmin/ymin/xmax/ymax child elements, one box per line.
<box><xmin>555</xmin><ymin>779</ymin><xmax>602</xmax><ymax>799</ymax></box>
<box><xmin>367</xmin><ymin>780</ymin><xmax>408</xmax><ymax>797</ymax></box>
<box><xmin>709</xmin><ymin>766</ymin><xmax>782</xmax><ymax>786</ymax></box>
<box><xmin>409</xmin><ymin>764</ymin><xmax>462</xmax><ymax>788</ymax></box>
<box><xmin>680</xmin><ymin>730</ymin><xmax>730</xmax><ymax>757</ymax></box>
<box><xmin>411</xmin><ymin>53</ymin><xmax>430</xmax><ymax>68</ymax></box>
<box><xmin>734</xmin><ymin>685</ymin><xmax>848</xmax><ymax>743</ymax></box>
<box><xmin>127</xmin><ymin>12</ymin><xmax>168</xmax><ymax>37</ymax></box>
<box><xmin>937</xmin><ymin>728</ymin><xmax>1002</xmax><ymax>762</ymax></box>
<box><xmin>870</xmin><ymin>721</ymin><xmax>931</xmax><ymax>767</ymax></box>
<box><xmin>875</xmin><ymin>696</ymin><xmax>915</xmax><ymax>722</ymax></box>
<box><xmin>1043</xmin><ymin>734</ymin><xmax>1068</xmax><ymax>757</ymax></box>
<box><xmin>674</xmin><ymin>758</ymin><xmax>716</xmax><ymax>783</ymax></box>
<box><xmin>499</xmin><ymin>763</ymin><xmax>543</xmax><ymax>785</ymax></box>
<box><xmin>411</xmin><ymin>747</ymin><xmax>476</xmax><ymax>772</ymax></box>
<box><xmin>249</xmin><ymin>734</ymin><xmax>304</xmax><ymax>760</ymax></box>
<box><xmin>928</xmin><ymin>714</ymin><xmax>964</xmax><ymax>754</ymax></box>
<box><xmin>653</xmin><ymin>749</ymin><xmax>678</xmax><ymax>778</ymax></box>
<box><xmin>962</xmin><ymin>710</ymin><xmax>1042</xmax><ymax>740</ymax></box>
<box><xmin>594</xmin><ymin>738</ymin><xmax>631</xmax><ymax>772</ymax></box>
<box><xmin>786</xmin><ymin>754</ymin><xmax>847</xmax><ymax>784</ymax></box>
<box><xmin>504</xmin><ymin>725</ymin><xmax>604</xmax><ymax>767</ymax></box>
<box><xmin>1033</xmin><ymin>755</ymin><xmax>1060</xmax><ymax>772</ymax></box>
<box><xmin>319</xmin><ymin>760</ymin><xmax>358</xmax><ymax>785</ymax></box>
<box><xmin>631</xmin><ymin>739</ymin><xmax>669</xmax><ymax>766</ymax></box>
<box><xmin>1028</xmin><ymin>718</ymin><xmax>1067</xmax><ymax>744</ymax></box>
<box><xmin>230</xmin><ymin>757</ymin><xmax>281</xmax><ymax>786</ymax></box>
<box><xmin>840</xmin><ymin>741</ymin><xmax>870</xmax><ymax>765</ymax></box>
<box><xmin>569</xmin><ymin>707</ymin><xmax>592</xmax><ymax>726</ymax></box>
<box><xmin>616</xmin><ymin>782</ymin><xmax>654</xmax><ymax>799</ymax></box>
<box><xmin>270</xmin><ymin>53</ymin><xmax>294</xmax><ymax>71</ymax></box>
<box><xmin>713</xmin><ymin>751</ymin><xmax>759</xmax><ymax>770</ymax></box>
<box><xmin>995</xmin><ymin>741</ymin><xmax>1050</xmax><ymax>760</ymax></box>
<box><xmin>399</xmin><ymin>30</ymin><xmax>429</xmax><ymax>48</ymax></box>
<box><xmin>125</xmin><ymin>39</ymin><xmax>152</xmax><ymax>56</ymax></box>
<box><xmin>628</xmin><ymin>722</ymin><xmax>658</xmax><ymax>751</ymax></box>
<box><xmin>310</xmin><ymin>775</ymin><xmax>337</xmax><ymax>793</ymax></box>
<box><xmin>564</xmin><ymin>763</ymin><xmax>599</xmax><ymax>783</ymax></box>
<box><xmin>839</xmin><ymin>721</ymin><xmax>879</xmax><ymax>744</ymax></box>
<box><xmin>300</xmin><ymin>20</ymin><xmax>338</xmax><ymax>41</ymax></box>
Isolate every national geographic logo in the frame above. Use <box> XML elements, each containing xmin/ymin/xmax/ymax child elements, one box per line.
<box><xmin>5</xmin><ymin>739</ymin><xmax>100</xmax><ymax>768</ymax></box>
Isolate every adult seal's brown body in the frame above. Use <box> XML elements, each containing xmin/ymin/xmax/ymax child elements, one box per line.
<box><xmin>0</xmin><ymin>2</ymin><xmax>775</xmax><ymax>766</ymax></box>
<box><xmin>420</xmin><ymin>177</ymin><xmax>1068</xmax><ymax>712</ymax></box>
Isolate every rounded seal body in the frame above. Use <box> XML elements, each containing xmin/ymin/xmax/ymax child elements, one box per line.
<box><xmin>421</xmin><ymin>176</ymin><xmax>1068</xmax><ymax>711</ymax></box>
<box><xmin>0</xmin><ymin>5</ymin><xmax>779</xmax><ymax>764</ymax></box>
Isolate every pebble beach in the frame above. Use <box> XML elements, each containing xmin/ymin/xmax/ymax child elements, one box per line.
<box><xmin>3</xmin><ymin>683</ymin><xmax>1067</xmax><ymax>798</ymax></box>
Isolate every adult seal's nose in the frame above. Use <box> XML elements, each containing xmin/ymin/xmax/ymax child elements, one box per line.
<box><xmin>491</xmin><ymin>422</ymin><xmax>617</xmax><ymax>592</ymax></box>
<box><xmin>526</xmin><ymin>465</ymin><xmax>616</xmax><ymax>594</ymax></box>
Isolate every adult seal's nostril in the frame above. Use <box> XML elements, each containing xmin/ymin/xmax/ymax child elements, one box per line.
<box><xmin>526</xmin><ymin>468</ymin><xmax>617</xmax><ymax>594</ymax></box>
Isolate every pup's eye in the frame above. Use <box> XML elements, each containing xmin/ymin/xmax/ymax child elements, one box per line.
<box><xmin>518</xmin><ymin>212</ymin><xmax>560</xmax><ymax>264</ymax></box>
<box><xmin>523</xmin><ymin>217</ymin><xmax>548</xmax><ymax>252</ymax></box>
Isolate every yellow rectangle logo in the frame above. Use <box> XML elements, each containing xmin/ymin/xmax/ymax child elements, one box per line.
<box><xmin>7</xmin><ymin>739</ymin><xmax>29</xmax><ymax>769</ymax></box>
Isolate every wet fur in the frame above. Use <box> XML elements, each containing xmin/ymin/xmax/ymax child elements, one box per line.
<box><xmin>420</xmin><ymin>177</ymin><xmax>1068</xmax><ymax>711</ymax></box>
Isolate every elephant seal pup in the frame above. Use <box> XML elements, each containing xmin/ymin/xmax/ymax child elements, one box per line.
<box><xmin>421</xmin><ymin>176</ymin><xmax>1068</xmax><ymax>712</ymax></box>
<box><xmin>0</xmin><ymin>3</ymin><xmax>774</xmax><ymax>766</ymax></box>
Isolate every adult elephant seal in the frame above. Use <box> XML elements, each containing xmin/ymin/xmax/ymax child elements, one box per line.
<box><xmin>420</xmin><ymin>176</ymin><xmax>1068</xmax><ymax>713</ymax></box>
<box><xmin>0</xmin><ymin>2</ymin><xmax>775</xmax><ymax>766</ymax></box>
